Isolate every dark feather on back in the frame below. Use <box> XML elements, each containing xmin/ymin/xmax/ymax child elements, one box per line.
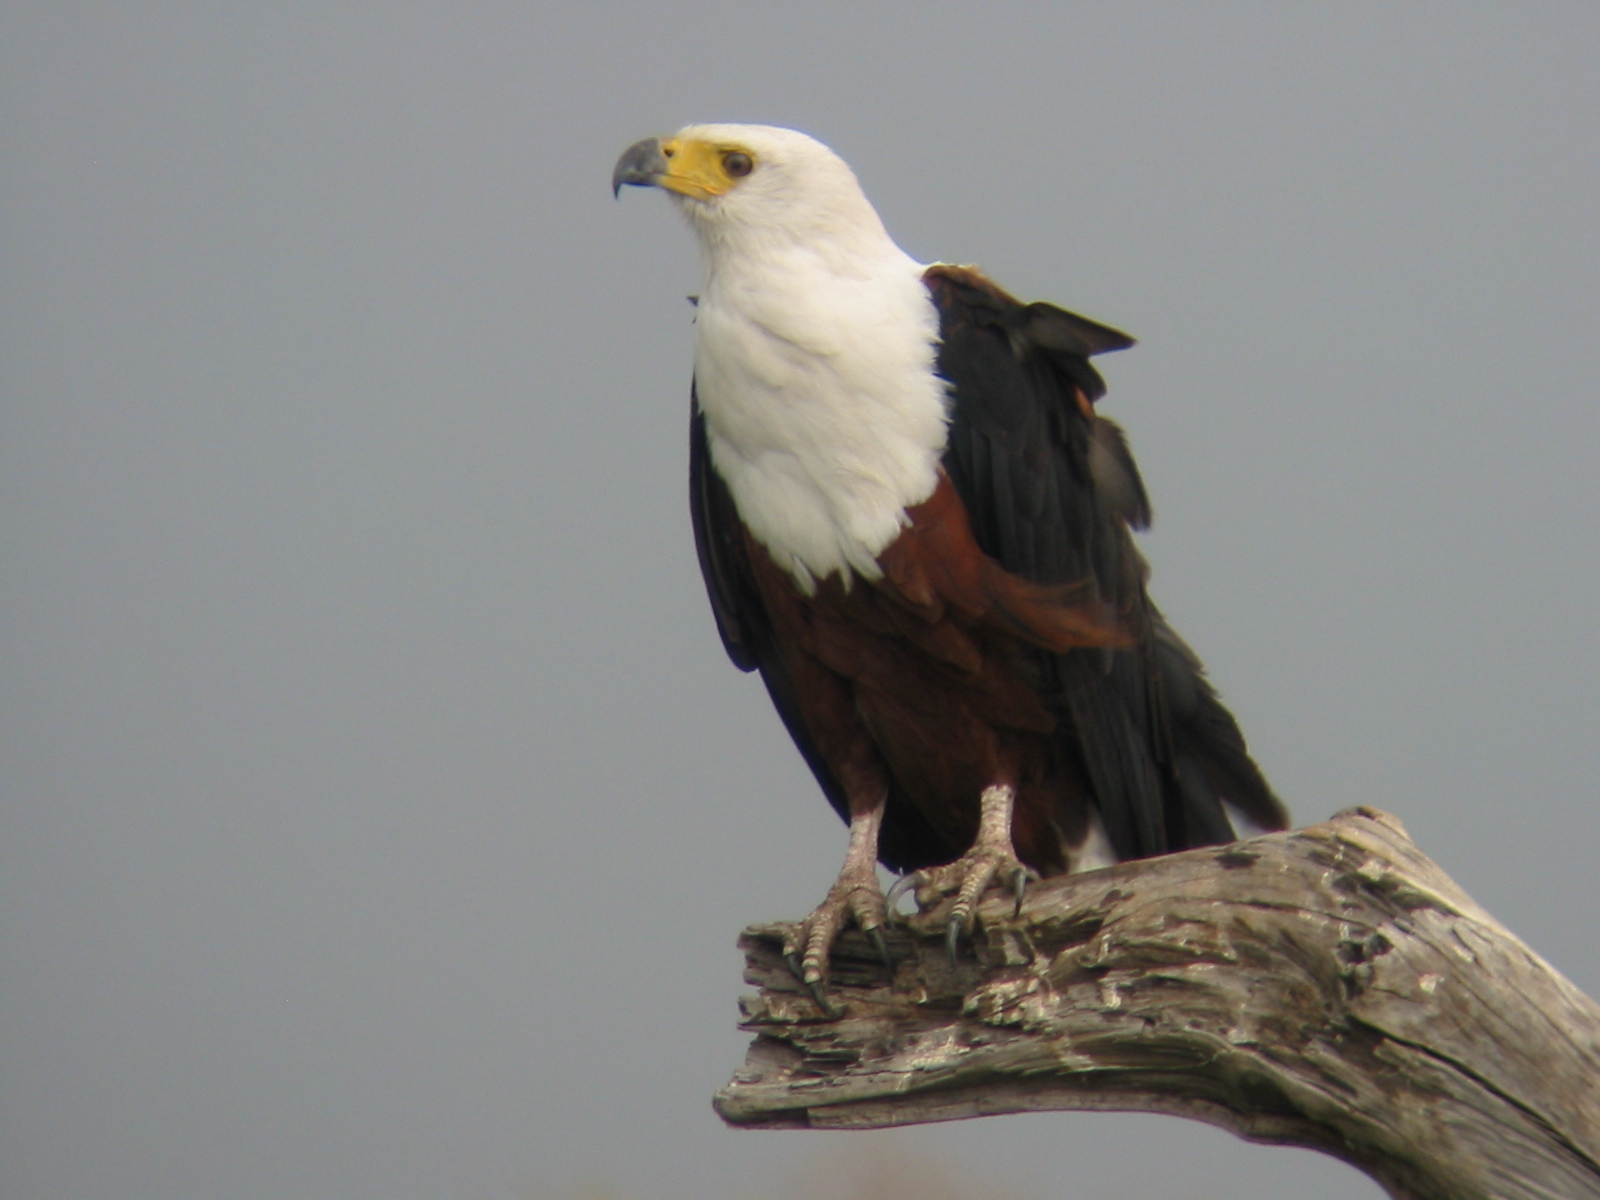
<box><xmin>925</xmin><ymin>265</ymin><xmax>1285</xmax><ymax>858</ymax></box>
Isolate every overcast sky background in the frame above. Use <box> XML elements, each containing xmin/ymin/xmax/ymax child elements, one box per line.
<box><xmin>3</xmin><ymin>5</ymin><xmax>1597</xmax><ymax>1199</ymax></box>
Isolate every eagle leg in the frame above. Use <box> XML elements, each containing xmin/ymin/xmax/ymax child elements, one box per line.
<box><xmin>906</xmin><ymin>784</ymin><xmax>1039</xmax><ymax>961</ymax></box>
<box><xmin>782</xmin><ymin>798</ymin><xmax>891</xmax><ymax>992</ymax></box>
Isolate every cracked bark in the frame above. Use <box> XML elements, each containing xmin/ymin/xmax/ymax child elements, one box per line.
<box><xmin>715</xmin><ymin>807</ymin><xmax>1600</xmax><ymax>1200</ymax></box>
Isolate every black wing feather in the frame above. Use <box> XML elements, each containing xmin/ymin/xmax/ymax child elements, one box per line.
<box><xmin>689</xmin><ymin>387</ymin><xmax>761</xmax><ymax>672</ymax></box>
<box><xmin>927</xmin><ymin>266</ymin><xmax>1285</xmax><ymax>859</ymax></box>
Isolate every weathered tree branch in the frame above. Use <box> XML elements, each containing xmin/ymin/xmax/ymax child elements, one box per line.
<box><xmin>716</xmin><ymin>808</ymin><xmax>1600</xmax><ymax>1200</ymax></box>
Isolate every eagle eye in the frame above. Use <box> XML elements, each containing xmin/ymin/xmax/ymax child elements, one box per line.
<box><xmin>723</xmin><ymin>151</ymin><xmax>754</xmax><ymax>178</ymax></box>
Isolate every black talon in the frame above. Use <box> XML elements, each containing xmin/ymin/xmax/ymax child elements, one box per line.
<box><xmin>1011</xmin><ymin>867</ymin><xmax>1028</xmax><ymax>917</ymax></box>
<box><xmin>867</xmin><ymin>925</ymin><xmax>895</xmax><ymax>974</ymax></box>
<box><xmin>809</xmin><ymin>982</ymin><xmax>841</xmax><ymax>1018</ymax></box>
<box><xmin>946</xmin><ymin>916</ymin><xmax>963</xmax><ymax>968</ymax></box>
<box><xmin>785</xmin><ymin>952</ymin><xmax>840</xmax><ymax>1017</ymax></box>
<box><xmin>884</xmin><ymin>872</ymin><xmax>919</xmax><ymax>920</ymax></box>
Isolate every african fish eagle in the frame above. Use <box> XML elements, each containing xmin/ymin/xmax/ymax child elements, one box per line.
<box><xmin>614</xmin><ymin>124</ymin><xmax>1287</xmax><ymax>996</ymax></box>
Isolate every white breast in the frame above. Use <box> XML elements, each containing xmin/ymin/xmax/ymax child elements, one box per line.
<box><xmin>693</xmin><ymin>243</ymin><xmax>949</xmax><ymax>591</ymax></box>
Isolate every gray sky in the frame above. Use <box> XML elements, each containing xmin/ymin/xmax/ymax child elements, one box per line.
<box><xmin>3</xmin><ymin>4</ymin><xmax>1596</xmax><ymax>1199</ymax></box>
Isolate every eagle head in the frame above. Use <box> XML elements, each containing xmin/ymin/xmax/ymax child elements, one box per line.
<box><xmin>612</xmin><ymin>124</ymin><xmax>890</xmax><ymax>251</ymax></box>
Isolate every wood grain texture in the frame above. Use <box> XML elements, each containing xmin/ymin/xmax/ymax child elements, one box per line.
<box><xmin>716</xmin><ymin>808</ymin><xmax>1600</xmax><ymax>1200</ymax></box>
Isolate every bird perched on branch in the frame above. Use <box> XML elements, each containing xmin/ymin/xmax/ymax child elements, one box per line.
<box><xmin>614</xmin><ymin>124</ymin><xmax>1286</xmax><ymax>1003</ymax></box>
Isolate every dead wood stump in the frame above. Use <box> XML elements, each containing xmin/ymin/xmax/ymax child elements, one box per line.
<box><xmin>715</xmin><ymin>807</ymin><xmax>1600</xmax><ymax>1200</ymax></box>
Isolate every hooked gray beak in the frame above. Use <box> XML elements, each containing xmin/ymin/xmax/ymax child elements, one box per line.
<box><xmin>612</xmin><ymin>137</ymin><xmax>668</xmax><ymax>198</ymax></box>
